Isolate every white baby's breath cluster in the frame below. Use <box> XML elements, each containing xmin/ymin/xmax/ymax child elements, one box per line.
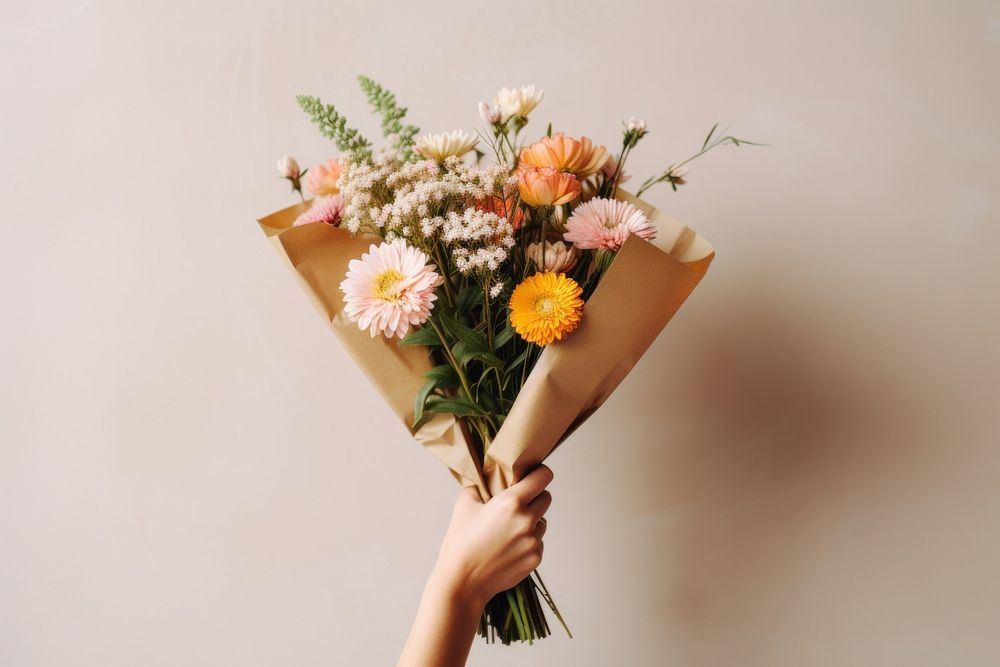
<box><xmin>338</xmin><ymin>152</ymin><xmax>518</xmax><ymax>293</ymax></box>
<box><xmin>447</xmin><ymin>208</ymin><xmax>515</xmax><ymax>271</ymax></box>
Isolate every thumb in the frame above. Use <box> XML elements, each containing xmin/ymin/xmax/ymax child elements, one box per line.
<box><xmin>459</xmin><ymin>485</ymin><xmax>485</xmax><ymax>505</ymax></box>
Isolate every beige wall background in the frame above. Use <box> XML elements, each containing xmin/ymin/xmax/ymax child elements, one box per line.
<box><xmin>2</xmin><ymin>0</ymin><xmax>998</xmax><ymax>665</ymax></box>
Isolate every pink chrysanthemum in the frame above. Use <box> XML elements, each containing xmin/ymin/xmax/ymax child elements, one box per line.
<box><xmin>293</xmin><ymin>195</ymin><xmax>344</xmax><ymax>227</ymax></box>
<box><xmin>340</xmin><ymin>239</ymin><xmax>444</xmax><ymax>339</ymax></box>
<box><xmin>562</xmin><ymin>197</ymin><xmax>656</xmax><ymax>251</ymax></box>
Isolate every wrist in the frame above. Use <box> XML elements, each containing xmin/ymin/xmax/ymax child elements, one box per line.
<box><xmin>428</xmin><ymin>557</ymin><xmax>488</xmax><ymax>615</ymax></box>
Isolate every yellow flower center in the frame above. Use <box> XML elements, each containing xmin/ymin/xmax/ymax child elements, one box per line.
<box><xmin>374</xmin><ymin>269</ymin><xmax>405</xmax><ymax>302</ymax></box>
<box><xmin>534</xmin><ymin>295</ymin><xmax>556</xmax><ymax>316</ymax></box>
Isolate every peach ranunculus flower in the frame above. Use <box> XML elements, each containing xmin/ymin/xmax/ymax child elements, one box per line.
<box><xmin>519</xmin><ymin>133</ymin><xmax>610</xmax><ymax>179</ymax></box>
<box><xmin>306</xmin><ymin>157</ymin><xmax>344</xmax><ymax>196</ymax></box>
<box><xmin>526</xmin><ymin>240</ymin><xmax>578</xmax><ymax>273</ymax></box>
<box><xmin>517</xmin><ymin>165</ymin><xmax>581</xmax><ymax>207</ymax></box>
<box><xmin>475</xmin><ymin>195</ymin><xmax>525</xmax><ymax>231</ymax></box>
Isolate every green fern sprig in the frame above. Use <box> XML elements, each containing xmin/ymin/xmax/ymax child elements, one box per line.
<box><xmin>295</xmin><ymin>94</ymin><xmax>372</xmax><ymax>159</ymax></box>
<box><xmin>357</xmin><ymin>75</ymin><xmax>420</xmax><ymax>161</ymax></box>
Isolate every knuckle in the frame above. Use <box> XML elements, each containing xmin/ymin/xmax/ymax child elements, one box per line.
<box><xmin>496</xmin><ymin>494</ymin><xmax>519</xmax><ymax>514</ymax></box>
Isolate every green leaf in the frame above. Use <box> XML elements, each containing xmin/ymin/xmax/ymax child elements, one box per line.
<box><xmin>295</xmin><ymin>94</ymin><xmax>371</xmax><ymax>157</ymax></box>
<box><xmin>442</xmin><ymin>312</ymin><xmax>489</xmax><ymax>355</ymax></box>
<box><xmin>478</xmin><ymin>391</ymin><xmax>499</xmax><ymax>413</ymax></box>
<box><xmin>411</xmin><ymin>412</ymin><xmax>434</xmax><ymax>431</ymax></box>
<box><xmin>452</xmin><ymin>341</ymin><xmax>469</xmax><ymax>367</ymax></box>
<box><xmin>425</xmin><ymin>395</ymin><xmax>487</xmax><ymax>417</ymax></box>
<box><xmin>402</xmin><ymin>326</ymin><xmax>442</xmax><ymax>346</ymax></box>
<box><xmin>467</xmin><ymin>351</ymin><xmax>504</xmax><ymax>369</ymax></box>
<box><xmin>505</xmin><ymin>345</ymin><xmax>532</xmax><ymax>372</ymax></box>
<box><xmin>357</xmin><ymin>75</ymin><xmax>420</xmax><ymax>161</ymax></box>
<box><xmin>424</xmin><ymin>364</ymin><xmax>459</xmax><ymax>387</ymax></box>
<box><xmin>493</xmin><ymin>323</ymin><xmax>516</xmax><ymax>350</ymax></box>
<box><xmin>412</xmin><ymin>378</ymin><xmax>438</xmax><ymax>428</ymax></box>
<box><xmin>701</xmin><ymin>122</ymin><xmax>718</xmax><ymax>150</ymax></box>
<box><xmin>455</xmin><ymin>285</ymin><xmax>483</xmax><ymax>317</ymax></box>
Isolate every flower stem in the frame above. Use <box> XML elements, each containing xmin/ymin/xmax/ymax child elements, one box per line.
<box><xmin>433</xmin><ymin>244</ymin><xmax>456</xmax><ymax>308</ymax></box>
<box><xmin>427</xmin><ymin>317</ymin><xmax>474</xmax><ymax>403</ymax></box>
<box><xmin>532</xmin><ymin>568</ymin><xmax>572</xmax><ymax>638</ymax></box>
<box><xmin>503</xmin><ymin>589</ymin><xmax>527</xmax><ymax>640</ymax></box>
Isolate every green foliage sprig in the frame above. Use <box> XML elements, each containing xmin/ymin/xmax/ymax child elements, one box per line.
<box><xmin>295</xmin><ymin>94</ymin><xmax>372</xmax><ymax>159</ymax></box>
<box><xmin>357</xmin><ymin>75</ymin><xmax>420</xmax><ymax>161</ymax></box>
<box><xmin>636</xmin><ymin>123</ymin><xmax>764</xmax><ymax>197</ymax></box>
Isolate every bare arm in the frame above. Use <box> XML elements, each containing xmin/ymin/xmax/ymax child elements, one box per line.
<box><xmin>397</xmin><ymin>465</ymin><xmax>554</xmax><ymax>667</ymax></box>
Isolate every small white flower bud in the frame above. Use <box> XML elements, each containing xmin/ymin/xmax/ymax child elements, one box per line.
<box><xmin>276</xmin><ymin>155</ymin><xmax>301</xmax><ymax>179</ymax></box>
<box><xmin>626</xmin><ymin>117</ymin><xmax>647</xmax><ymax>136</ymax></box>
<box><xmin>479</xmin><ymin>101</ymin><xmax>501</xmax><ymax>125</ymax></box>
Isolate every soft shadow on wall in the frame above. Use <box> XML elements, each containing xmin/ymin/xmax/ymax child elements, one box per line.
<box><xmin>611</xmin><ymin>269</ymin><xmax>931</xmax><ymax>662</ymax></box>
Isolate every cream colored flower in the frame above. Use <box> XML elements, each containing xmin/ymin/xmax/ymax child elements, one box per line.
<box><xmin>492</xmin><ymin>85</ymin><xmax>544</xmax><ymax>122</ymax></box>
<box><xmin>526</xmin><ymin>240</ymin><xmax>578</xmax><ymax>273</ymax></box>
<box><xmin>414</xmin><ymin>130</ymin><xmax>479</xmax><ymax>161</ymax></box>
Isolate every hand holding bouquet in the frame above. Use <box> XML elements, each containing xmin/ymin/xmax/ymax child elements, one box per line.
<box><xmin>260</xmin><ymin>77</ymin><xmax>755</xmax><ymax>644</ymax></box>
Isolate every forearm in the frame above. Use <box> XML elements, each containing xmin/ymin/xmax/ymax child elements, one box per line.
<box><xmin>397</xmin><ymin>561</ymin><xmax>484</xmax><ymax>667</ymax></box>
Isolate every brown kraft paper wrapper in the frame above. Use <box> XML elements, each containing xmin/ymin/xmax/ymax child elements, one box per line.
<box><xmin>257</xmin><ymin>191</ymin><xmax>714</xmax><ymax>502</ymax></box>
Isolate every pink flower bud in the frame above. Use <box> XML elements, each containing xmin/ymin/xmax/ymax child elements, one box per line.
<box><xmin>276</xmin><ymin>155</ymin><xmax>301</xmax><ymax>179</ymax></box>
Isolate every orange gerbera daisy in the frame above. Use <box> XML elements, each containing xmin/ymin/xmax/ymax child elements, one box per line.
<box><xmin>517</xmin><ymin>165</ymin><xmax>581</xmax><ymax>207</ymax></box>
<box><xmin>519</xmin><ymin>133</ymin><xmax>609</xmax><ymax>178</ymax></box>
<box><xmin>509</xmin><ymin>272</ymin><xmax>584</xmax><ymax>346</ymax></box>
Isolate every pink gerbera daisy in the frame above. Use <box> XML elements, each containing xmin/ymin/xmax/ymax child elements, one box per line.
<box><xmin>293</xmin><ymin>195</ymin><xmax>344</xmax><ymax>227</ymax></box>
<box><xmin>340</xmin><ymin>239</ymin><xmax>444</xmax><ymax>339</ymax></box>
<box><xmin>562</xmin><ymin>197</ymin><xmax>656</xmax><ymax>251</ymax></box>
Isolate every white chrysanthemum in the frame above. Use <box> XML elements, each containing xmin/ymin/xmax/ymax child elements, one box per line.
<box><xmin>340</xmin><ymin>239</ymin><xmax>444</xmax><ymax>339</ymax></box>
<box><xmin>563</xmin><ymin>198</ymin><xmax>656</xmax><ymax>251</ymax></box>
<box><xmin>492</xmin><ymin>85</ymin><xmax>544</xmax><ymax>121</ymax></box>
<box><xmin>414</xmin><ymin>130</ymin><xmax>479</xmax><ymax>161</ymax></box>
<box><xmin>526</xmin><ymin>240</ymin><xmax>578</xmax><ymax>273</ymax></box>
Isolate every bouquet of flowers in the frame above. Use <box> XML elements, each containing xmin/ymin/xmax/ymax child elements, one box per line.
<box><xmin>259</xmin><ymin>77</ymin><xmax>754</xmax><ymax>645</ymax></box>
